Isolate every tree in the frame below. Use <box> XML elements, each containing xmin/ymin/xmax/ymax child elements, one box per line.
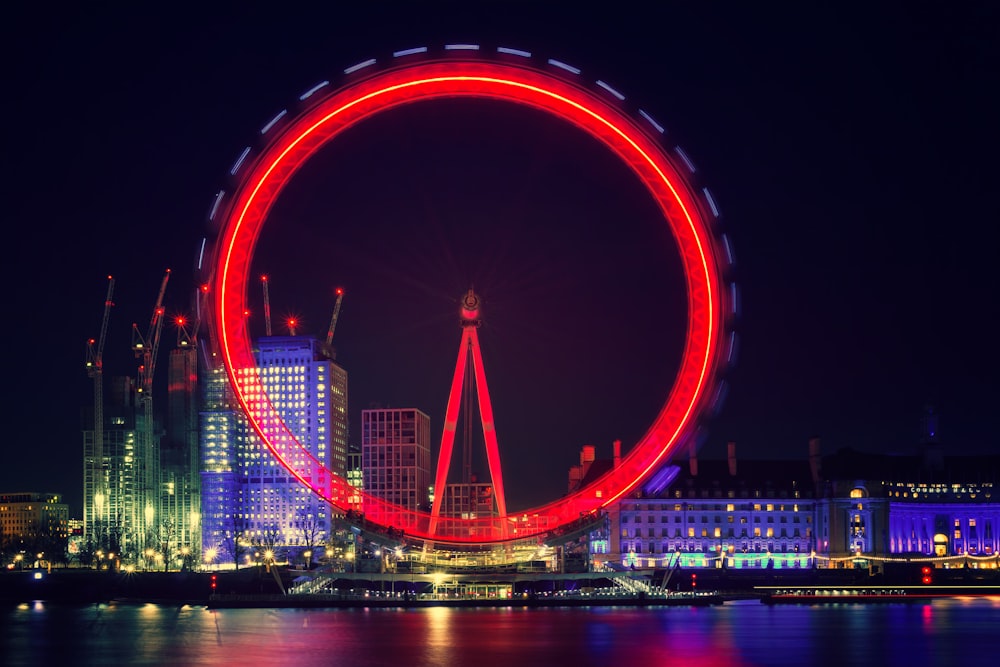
<box><xmin>159</xmin><ymin>517</ymin><xmax>177</xmax><ymax>572</ymax></box>
<box><xmin>77</xmin><ymin>538</ymin><xmax>97</xmax><ymax>569</ymax></box>
<box><xmin>299</xmin><ymin>519</ymin><xmax>324</xmax><ymax>570</ymax></box>
<box><xmin>218</xmin><ymin>509</ymin><xmax>247</xmax><ymax>571</ymax></box>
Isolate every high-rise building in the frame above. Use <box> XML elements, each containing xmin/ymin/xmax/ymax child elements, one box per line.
<box><xmin>163</xmin><ymin>341</ymin><xmax>201</xmax><ymax>559</ymax></box>
<box><xmin>362</xmin><ymin>408</ymin><xmax>432</xmax><ymax>530</ymax></box>
<box><xmin>201</xmin><ymin>336</ymin><xmax>348</xmax><ymax>566</ymax></box>
<box><xmin>82</xmin><ymin>375</ymin><xmax>146</xmax><ymax>556</ymax></box>
<box><xmin>199</xmin><ymin>353</ymin><xmax>245</xmax><ymax>567</ymax></box>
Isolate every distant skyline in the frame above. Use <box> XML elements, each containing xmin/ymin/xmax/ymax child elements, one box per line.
<box><xmin>4</xmin><ymin>4</ymin><xmax>998</xmax><ymax>515</ymax></box>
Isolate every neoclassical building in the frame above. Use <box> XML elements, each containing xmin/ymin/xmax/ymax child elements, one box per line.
<box><xmin>582</xmin><ymin>436</ymin><xmax>999</xmax><ymax>571</ymax></box>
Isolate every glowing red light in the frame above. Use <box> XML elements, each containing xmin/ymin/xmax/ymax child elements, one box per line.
<box><xmin>210</xmin><ymin>56</ymin><xmax>729</xmax><ymax>543</ymax></box>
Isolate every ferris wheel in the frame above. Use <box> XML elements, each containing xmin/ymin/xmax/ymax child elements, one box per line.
<box><xmin>203</xmin><ymin>44</ymin><xmax>738</xmax><ymax>547</ymax></box>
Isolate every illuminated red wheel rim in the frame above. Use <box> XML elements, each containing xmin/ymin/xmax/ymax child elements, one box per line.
<box><xmin>211</xmin><ymin>52</ymin><xmax>732</xmax><ymax>544</ymax></box>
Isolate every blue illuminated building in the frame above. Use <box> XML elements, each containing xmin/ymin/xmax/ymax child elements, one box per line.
<box><xmin>613</xmin><ymin>441</ymin><xmax>818</xmax><ymax>570</ymax></box>
<box><xmin>607</xmin><ymin>435</ymin><xmax>1000</xmax><ymax>572</ymax></box>
<box><xmin>200</xmin><ymin>336</ymin><xmax>348</xmax><ymax>567</ymax></box>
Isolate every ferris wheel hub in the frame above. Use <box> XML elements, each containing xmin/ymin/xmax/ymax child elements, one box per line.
<box><xmin>460</xmin><ymin>288</ymin><xmax>481</xmax><ymax>323</ymax></box>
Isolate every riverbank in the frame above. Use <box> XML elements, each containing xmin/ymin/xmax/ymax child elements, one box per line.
<box><xmin>4</xmin><ymin>565</ymin><xmax>998</xmax><ymax>607</ymax></box>
<box><xmin>202</xmin><ymin>591</ymin><xmax>724</xmax><ymax>609</ymax></box>
<box><xmin>757</xmin><ymin>584</ymin><xmax>1000</xmax><ymax>604</ymax></box>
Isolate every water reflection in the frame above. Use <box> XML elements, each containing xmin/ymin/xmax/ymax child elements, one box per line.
<box><xmin>3</xmin><ymin>598</ymin><xmax>1000</xmax><ymax>667</ymax></box>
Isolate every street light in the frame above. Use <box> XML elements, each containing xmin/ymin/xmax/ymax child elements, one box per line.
<box><xmin>263</xmin><ymin>549</ymin><xmax>275</xmax><ymax>573</ymax></box>
<box><xmin>204</xmin><ymin>547</ymin><xmax>217</xmax><ymax>570</ymax></box>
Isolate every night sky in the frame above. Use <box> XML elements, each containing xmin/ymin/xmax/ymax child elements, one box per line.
<box><xmin>4</xmin><ymin>3</ymin><xmax>997</xmax><ymax>516</ymax></box>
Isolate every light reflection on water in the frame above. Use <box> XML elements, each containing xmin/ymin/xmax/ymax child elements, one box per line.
<box><xmin>3</xmin><ymin>598</ymin><xmax>1000</xmax><ymax>667</ymax></box>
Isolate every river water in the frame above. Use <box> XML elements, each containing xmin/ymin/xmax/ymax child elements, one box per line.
<box><xmin>3</xmin><ymin>597</ymin><xmax>998</xmax><ymax>666</ymax></box>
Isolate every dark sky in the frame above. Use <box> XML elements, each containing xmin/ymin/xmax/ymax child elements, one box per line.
<box><xmin>3</xmin><ymin>3</ymin><xmax>997</xmax><ymax>516</ymax></box>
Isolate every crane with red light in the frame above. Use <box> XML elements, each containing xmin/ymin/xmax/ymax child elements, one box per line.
<box><xmin>325</xmin><ymin>287</ymin><xmax>345</xmax><ymax>348</ymax></box>
<box><xmin>260</xmin><ymin>274</ymin><xmax>273</xmax><ymax>336</ymax></box>
<box><xmin>85</xmin><ymin>275</ymin><xmax>115</xmax><ymax>533</ymax></box>
<box><xmin>174</xmin><ymin>315</ymin><xmax>195</xmax><ymax>348</ymax></box>
<box><xmin>320</xmin><ymin>287</ymin><xmax>345</xmax><ymax>359</ymax></box>
<box><xmin>131</xmin><ymin>269</ymin><xmax>171</xmax><ymax>547</ymax></box>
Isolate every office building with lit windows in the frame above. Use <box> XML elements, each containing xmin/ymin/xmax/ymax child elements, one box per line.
<box><xmin>199</xmin><ymin>358</ymin><xmax>245</xmax><ymax>566</ymax></box>
<box><xmin>82</xmin><ymin>375</ymin><xmax>146</xmax><ymax>555</ymax></box>
<box><xmin>0</xmin><ymin>493</ymin><xmax>70</xmax><ymax>546</ymax></box>
<box><xmin>361</xmin><ymin>408</ymin><xmax>431</xmax><ymax>530</ymax></box>
<box><xmin>200</xmin><ymin>336</ymin><xmax>348</xmax><ymax>566</ymax></box>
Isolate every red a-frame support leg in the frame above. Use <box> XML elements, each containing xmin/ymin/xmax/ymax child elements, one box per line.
<box><xmin>429</xmin><ymin>291</ymin><xmax>508</xmax><ymax>539</ymax></box>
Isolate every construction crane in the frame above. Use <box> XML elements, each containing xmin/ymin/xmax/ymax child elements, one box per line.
<box><xmin>321</xmin><ymin>287</ymin><xmax>345</xmax><ymax>359</ymax></box>
<box><xmin>261</xmin><ymin>274</ymin><xmax>273</xmax><ymax>336</ymax></box>
<box><xmin>133</xmin><ymin>269</ymin><xmax>171</xmax><ymax>394</ymax></box>
<box><xmin>174</xmin><ymin>315</ymin><xmax>194</xmax><ymax>348</ymax></box>
<box><xmin>84</xmin><ymin>275</ymin><xmax>115</xmax><ymax>534</ymax></box>
<box><xmin>325</xmin><ymin>287</ymin><xmax>345</xmax><ymax>347</ymax></box>
<box><xmin>131</xmin><ymin>269</ymin><xmax>170</xmax><ymax>547</ymax></box>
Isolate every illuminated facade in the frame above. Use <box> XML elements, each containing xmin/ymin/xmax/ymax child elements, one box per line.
<box><xmin>615</xmin><ymin>443</ymin><xmax>819</xmax><ymax>570</ymax></box>
<box><xmin>199</xmin><ymin>356</ymin><xmax>244</xmax><ymax>566</ymax></box>
<box><xmin>200</xmin><ymin>336</ymin><xmax>348</xmax><ymax>565</ymax></box>
<box><xmin>362</xmin><ymin>408</ymin><xmax>431</xmax><ymax>530</ymax></box>
<box><xmin>0</xmin><ymin>493</ymin><xmax>69</xmax><ymax>547</ymax></box>
<box><xmin>818</xmin><ymin>446</ymin><xmax>1000</xmax><ymax>567</ymax></box>
<box><xmin>607</xmin><ymin>438</ymin><xmax>1000</xmax><ymax>571</ymax></box>
<box><xmin>346</xmin><ymin>446</ymin><xmax>363</xmax><ymax>509</ymax></box>
<box><xmin>239</xmin><ymin>336</ymin><xmax>346</xmax><ymax>556</ymax></box>
<box><xmin>82</xmin><ymin>375</ymin><xmax>145</xmax><ymax>555</ymax></box>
